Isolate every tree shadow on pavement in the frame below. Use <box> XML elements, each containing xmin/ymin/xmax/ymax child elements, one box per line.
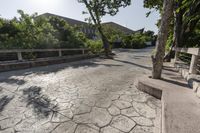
<box><xmin>0</xmin><ymin>95</ymin><xmax>14</xmax><ymax>112</ymax></box>
<box><xmin>116</xmin><ymin>48</ymin><xmax>151</xmax><ymax>53</ymax></box>
<box><xmin>163</xmin><ymin>66</ymin><xmax>179</xmax><ymax>73</ymax></box>
<box><xmin>23</xmin><ymin>86</ymin><xmax>58</xmax><ymax>118</ymax></box>
<box><xmin>0</xmin><ymin>58</ymin><xmax>123</xmax><ymax>81</ymax></box>
<box><xmin>0</xmin><ymin>78</ymin><xmax>26</xmax><ymax>85</ymax></box>
<box><xmin>161</xmin><ymin>78</ymin><xmax>189</xmax><ymax>88</ymax></box>
<box><xmin>113</xmin><ymin>59</ymin><xmax>152</xmax><ymax>70</ymax></box>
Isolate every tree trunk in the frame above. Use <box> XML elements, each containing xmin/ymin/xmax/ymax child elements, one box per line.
<box><xmin>152</xmin><ymin>0</ymin><xmax>174</xmax><ymax>79</ymax></box>
<box><xmin>81</xmin><ymin>0</ymin><xmax>110</xmax><ymax>57</ymax></box>
<box><xmin>164</xmin><ymin>0</ymin><xmax>183</xmax><ymax>62</ymax></box>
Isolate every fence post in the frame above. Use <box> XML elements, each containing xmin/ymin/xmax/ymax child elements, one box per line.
<box><xmin>82</xmin><ymin>49</ymin><xmax>85</xmax><ymax>55</ymax></box>
<box><xmin>189</xmin><ymin>55</ymin><xmax>199</xmax><ymax>74</ymax></box>
<box><xmin>173</xmin><ymin>50</ymin><xmax>178</xmax><ymax>66</ymax></box>
<box><xmin>17</xmin><ymin>52</ymin><xmax>23</xmax><ymax>61</ymax></box>
<box><xmin>59</xmin><ymin>49</ymin><xmax>62</xmax><ymax>57</ymax></box>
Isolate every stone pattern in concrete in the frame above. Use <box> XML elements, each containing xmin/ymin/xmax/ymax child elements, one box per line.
<box><xmin>0</xmin><ymin>48</ymin><xmax>161</xmax><ymax>133</ymax></box>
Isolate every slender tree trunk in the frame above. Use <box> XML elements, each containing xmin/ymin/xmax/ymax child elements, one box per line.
<box><xmin>164</xmin><ymin>1</ymin><xmax>183</xmax><ymax>61</ymax></box>
<box><xmin>152</xmin><ymin>0</ymin><xmax>174</xmax><ymax>79</ymax></box>
<box><xmin>164</xmin><ymin>0</ymin><xmax>184</xmax><ymax>62</ymax></box>
<box><xmin>81</xmin><ymin>0</ymin><xmax>110</xmax><ymax>57</ymax></box>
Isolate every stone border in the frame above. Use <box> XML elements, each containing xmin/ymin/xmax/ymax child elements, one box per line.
<box><xmin>136</xmin><ymin>74</ymin><xmax>200</xmax><ymax>133</ymax></box>
<box><xmin>0</xmin><ymin>54</ymin><xmax>98</xmax><ymax>72</ymax></box>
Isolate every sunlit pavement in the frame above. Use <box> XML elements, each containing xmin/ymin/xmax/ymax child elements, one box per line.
<box><xmin>0</xmin><ymin>47</ymin><xmax>161</xmax><ymax>133</ymax></box>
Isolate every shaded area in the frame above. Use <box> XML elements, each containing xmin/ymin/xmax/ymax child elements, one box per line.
<box><xmin>0</xmin><ymin>48</ymin><xmax>153</xmax><ymax>85</ymax></box>
<box><xmin>0</xmin><ymin>58</ymin><xmax>122</xmax><ymax>81</ymax></box>
<box><xmin>133</xmin><ymin>55</ymin><xmax>150</xmax><ymax>58</ymax></box>
<box><xmin>0</xmin><ymin>78</ymin><xmax>26</xmax><ymax>85</ymax></box>
<box><xmin>163</xmin><ymin>66</ymin><xmax>179</xmax><ymax>73</ymax></box>
<box><xmin>23</xmin><ymin>86</ymin><xmax>58</xmax><ymax>117</ymax></box>
<box><xmin>26</xmin><ymin>59</ymin><xmax>123</xmax><ymax>75</ymax></box>
<box><xmin>0</xmin><ymin>95</ymin><xmax>14</xmax><ymax>112</ymax></box>
<box><xmin>161</xmin><ymin>78</ymin><xmax>189</xmax><ymax>88</ymax></box>
<box><xmin>188</xmin><ymin>78</ymin><xmax>200</xmax><ymax>83</ymax></box>
<box><xmin>169</xmin><ymin>76</ymin><xmax>186</xmax><ymax>81</ymax></box>
<box><xmin>113</xmin><ymin>59</ymin><xmax>152</xmax><ymax>70</ymax></box>
<box><xmin>116</xmin><ymin>48</ymin><xmax>150</xmax><ymax>53</ymax></box>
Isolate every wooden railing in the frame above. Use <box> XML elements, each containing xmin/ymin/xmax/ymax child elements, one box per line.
<box><xmin>173</xmin><ymin>47</ymin><xmax>200</xmax><ymax>74</ymax></box>
<box><xmin>0</xmin><ymin>48</ymin><xmax>89</xmax><ymax>61</ymax></box>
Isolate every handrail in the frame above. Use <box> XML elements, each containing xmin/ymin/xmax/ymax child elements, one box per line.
<box><xmin>174</xmin><ymin>47</ymin><xmax>200</xmax><ymax>56</ymax></box>
<box><xmin>0</xmin><ymin>48</ymin><xmax>89</xmax><ymax>53</ymax></box>
<box><xmin>173</xmin><ymin>47</ymin><xmax>200</xmax><ymax>74</ymax></box>
<box><xmin>0</xmin><ymin>48</ymin><xmax>90</xmax><ymax>61</ymax></box>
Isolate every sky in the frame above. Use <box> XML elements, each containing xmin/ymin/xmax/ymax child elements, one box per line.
<box><xmin>0</xmin><ymin>0</ymin><xmax>160</xmax><ymax>33</ymax></box>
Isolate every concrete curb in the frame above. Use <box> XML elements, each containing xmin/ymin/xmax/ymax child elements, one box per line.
<box><xmin>136</xmin><ymin>75</ymin><xmax>200</xmax><ymax>133</ymax></box>
<box><xmin>136</xmin><ymin>76</ymin><xmax>162</xmax><ymax>133</ymax></box>
<box><xmin>0</xmin><ymin>54</ymin><xmax>99</xmax><ymax>72</ymax></box>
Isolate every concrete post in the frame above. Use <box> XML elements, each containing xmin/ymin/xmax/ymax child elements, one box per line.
<box><xmin>17</xmin><ymin>52</ymin><xmax>23</xmax><ymax>61</ymax></box>
<box><xmin>82</xmin><ymin>49</ymin><xmax>85</xmax><ymax>55</ymax></box>
<box><xmin>189</xmin><ymin>55</ymin><xmax>199</xmax><ymax>74</ymax></box>
<box><xmin>59</xmin><ymin>50</ymin><xmax>62</xmax><ymax>57</ymax></box>
<box><xmin>174</xmin><ymin>51</ymin><xmax>178</xmax><ymax>66</ymax></box>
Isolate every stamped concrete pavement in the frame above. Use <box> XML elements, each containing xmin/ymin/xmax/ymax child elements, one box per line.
<box><xmin>0</xmin><ymin>48</ymin><xmax>161</xmax><ymax>133</ymax></box>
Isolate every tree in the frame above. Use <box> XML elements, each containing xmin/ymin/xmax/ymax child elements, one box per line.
<box><xmin>102</xmin><ymin>25</ymin><xmax>124</xmax><ymax>44</ymax></box>
<box><xmin>164</xmin><ymin>0</ymin><xmax>200</xmax><ymax>60</ymax></box>
<box><xmin>151</xmin><ymin>0</ymin><xmax>174</xmax><ymax>79</ymax></box>
<box><xmin>78</xmin><ymin>0</ymin><xmax>131</xmax><ymax>57</ymax></box>
<box><xmin>47</xmin><ymin>16</ymin><xmax>86</xmax><ymax>48</ymax></box>
<box><xmin>144</xmin><ymin>0</ymin><xmax>200</xmax><ymax>78</ymax></box>
<box><xmin>0</xmin><ymin>10</ymin><xmax>87</xmax><ymax>49</ymax></box>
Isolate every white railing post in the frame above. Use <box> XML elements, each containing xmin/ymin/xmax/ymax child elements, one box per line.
<box><xmin>82</xmin><ymin>49</ymin><xmax>85</xmax><ymax>55</ymax></box>
<box><xmin>17</xmin><ymin>52</ymin><xmax>23</xmax><ymax>61</ymax></box>
<box><xmin>189</xmin><ymin>55</ymin><xmax>199</xmax><ymax>74</ymax></box>
<box><xmin>59</xmin><ymin>49</ymin><xmax>62</xmax><ymax>57</ymax></box>
<box><xmin>173</xmin><ymin>50</ymin><xmax>178</xmax><ymax>66</ymax></box>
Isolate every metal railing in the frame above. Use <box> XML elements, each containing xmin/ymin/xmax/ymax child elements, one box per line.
<box><xmin>0</xmin><ymin>48</ymin><xmax>89</xmax><ymax>61</ymax></box>
<box><xmin>173</xmin><ymin>47</ymin><xmax>200</xmax><ymax>74</ymax></box>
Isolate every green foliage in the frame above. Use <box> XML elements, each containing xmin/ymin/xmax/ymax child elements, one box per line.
<box><xmin>122</xmin><ymin>35</ymin><xmax>132</xmax><ymax>48</ymax></box>
<box><xmin>122</xmin><ymin>33</ymin><xmax>152</xmax><ymax>49</ymax></box>
<box><xmin>143</xmin><ymin>0</ymin><xmax>163</xmax><ymax>11</ymax></box>
<box><xmin>0</xmin><ymin>10</ymin><xmax>87</xmax><ymax>49</ymax></box>
<box><xmin>102</xmin><ymin>25</ymin><xmax>124</xmax><ymax>43</ymax></box>
<box><xmin>144</xmin><ymin>0</ymin><xmax>200</xmax><ymax>49</ymax></box>
<box><xmin>78</xmin><ymin>0</ymin><xmax>131</xmax><ymax>54</ymax></box>
<box><xmin>165</xmin><ymin>31</ymin><xmax>173</xmax><ymax>51</ymax></box>
<box><xmin>78</xmin><ymin>0</ymin><xmax>131</xmax><ymax>19</ymax></box>
<box><xmin>85</xmin><ymin>39</ymin><xmax>103</xmax><ymax>53</ymax></box>
<box><xmin>183</xmin><ymin>22</ymin><xmax>200</xmax><ymax>47</ymax></box>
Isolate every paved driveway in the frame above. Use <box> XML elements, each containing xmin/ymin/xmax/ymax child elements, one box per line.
<box><xmin>0</xmin><ymin>48</ymin><xmax>161</xmax><ymax>133</ymax></box>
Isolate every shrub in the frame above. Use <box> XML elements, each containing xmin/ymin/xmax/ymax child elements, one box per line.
<box><xmin>85</xmin><ymin>40</ymin><xmax>103</xmax><ymax>54</ymax></box>
<box><xmin>122</xmin><ymin>33</ymin><xmax>147</xmax><ymax>49</ymax></box>
<box><xmin>0</xmin><ymin>10</ymin><xmax>87</xmax><ymax>49</ymax></box>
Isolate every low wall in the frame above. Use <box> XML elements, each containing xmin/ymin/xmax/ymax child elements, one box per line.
<box><xmin>0</xmin><ymin>54</ymin><xmax>98</xmax><ymax>72</ymax></box>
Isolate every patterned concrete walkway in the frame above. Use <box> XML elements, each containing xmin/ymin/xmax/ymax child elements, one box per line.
<box><xmin>0</xmin><ymin>48</ymin><xmax>161</xmax><ymax>133</ymax></box>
